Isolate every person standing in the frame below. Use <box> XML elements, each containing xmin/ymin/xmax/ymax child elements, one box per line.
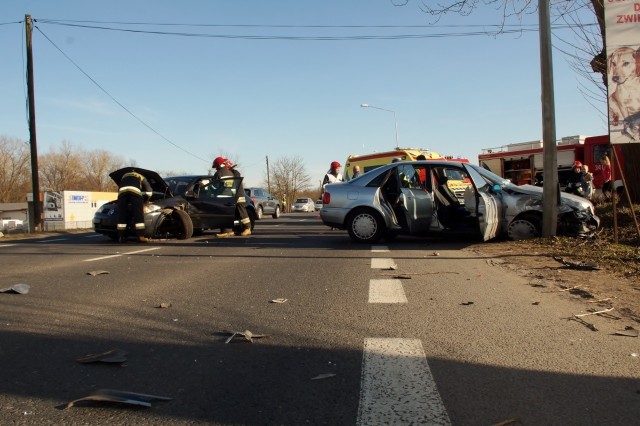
<box><xmin>352</xmin><ymin>165</ymin><xmax>361</xmax><ymax>179</ymax></box>
<box><xmin>583</xmin><ymin>164</ymin><xmax>594</xmax><ymax>199</ymax></box>
<box><xmin>116</xmin><ymin>169</ymin><xmax>153</xmax><ymax>243</ymax></box>
<box><xmin>212</xmin><ymin>157</ymin><xmax>251</xmax><ymax>237</ymax></box>
<box><xmin>322</xmin><ymin>161</ymin><xmax>343</xmax><ymax>193</ymax></box>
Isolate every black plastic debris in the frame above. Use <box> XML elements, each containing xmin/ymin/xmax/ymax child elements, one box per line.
<box><xmin>87</xmin><ymin>270</ymin><xmax>109</xmax><ymax>276</ymax></box>
<box><xmin>0</xmin><ymin>284</ymin><xmax>30</xmax><ymax>294</ymax></box>
<box><xmin>76</xmin><ymin>349</ymin><xmax>128</xmax><ymax>364</ymax></box>
<box><xmin>614</xmin><ymin>326</ymin><xmax>639</xmax><ymax>337</ymax></box>
<box><xmin>460</xmin><ymin>301</ymin><xmax>474</xmax><ymax>306</ymax></box>
<box><xmin>60</xmin><ymin>389</ymin><xmax>172</xmax><ymax>410</ymax></box>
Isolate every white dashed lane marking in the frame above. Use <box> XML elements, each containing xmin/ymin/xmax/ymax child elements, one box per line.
<box><xmin>357</xmin><ymin>338</ymin><xmax>451</xmax><ymax>426</ymax></box>
<box><xmin>368</xmin><ymin>279</ymin><xmax>407</xmax><ymax>304</ymax></box>
<box><xmin>0</xmin><ymin>244</ymin><xmax>18</xmax><ymax>248</ymax></box>
<box><xmin>83</xmin><ymin>247</ymin><xmax>161</xmax><ymax>262</ymax></box>
<box><xmin>371</xmin><ymin>258</ymin><xmax>396</xmax><ymax>269</ymax></box>
<box><xmin>38</xmin><ymin>238</ymin><xmax>67</xmax><ymax>243</ymax></box>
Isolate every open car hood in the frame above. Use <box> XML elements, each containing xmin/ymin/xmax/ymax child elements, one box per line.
<box><xmin>109</xmin><ymin>167</ymin><xmax>170</xmax><ymax>195</ymax></box>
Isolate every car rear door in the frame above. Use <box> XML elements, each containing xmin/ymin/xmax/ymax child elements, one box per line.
<box><xmin>397</xmin><ymin>164</ymin><xmax>431</xmax><ymax>233</ymax></box>
<box><xmin>186</xmin><ymin>177</ymin><xmax>241</xmax><ymax>230</ymax></box>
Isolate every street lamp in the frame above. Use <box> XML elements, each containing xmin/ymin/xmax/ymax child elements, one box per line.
<box><xmin>360</xmin><ymin>103</ymin><xmax>399</xmax><ymax>149</ymax></box>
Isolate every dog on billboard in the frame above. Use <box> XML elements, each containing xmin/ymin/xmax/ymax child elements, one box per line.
<box><xmin>608</xmin><ymin>46</ymin><xmax>640</xmax><ymax>124</ymax></box>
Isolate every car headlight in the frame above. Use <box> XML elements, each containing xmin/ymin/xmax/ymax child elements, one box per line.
<box><xmin>144</xmin><ymin>204</ymin><xmax>161</xmax><ymax>214</ymax></box>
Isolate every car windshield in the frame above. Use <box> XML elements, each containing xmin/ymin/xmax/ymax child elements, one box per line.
<box><xmin>165</xmin><ymin>176</ymin><xmax>195</xmax><ymax>196</ymax></box>
<box><xmin>465</xmin><ymin>164</ymin><xmax>511</xmax><ymax>187</ymax></box>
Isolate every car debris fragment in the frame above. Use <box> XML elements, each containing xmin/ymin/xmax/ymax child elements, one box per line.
<box><xmin>614</xmin><ymin>326</ymin><xmax>639</xmax><ymax>337</ymax></box>
<box><xmin>0</xmin><ymin>284</ymin><xmax>30</xmax><ymax>294</ymax></box>
<box><xmin>311</xmin><ymin>373</ymin><xmax>336</xmax><ymax>380</ymax></box>
<box><xmin>224</xmin><ymin>330</ymin><xmax>268</xmax><ymax>343</ymax></box>
<box><xmin>76</xmin><ymin>349</ymin><xmax>128</xmax><ymax>364</ymax></box>
<box><xmin>87</xmin><ymin>270</ymin><xmax>109</xmax><ymax>276</ymax></box>
<box><xmin>460</xmin><ymin>301</ymin><xmax>474</xmax><ymax>306</ymax></box>
<box><xmin>60</xmin><ymin>389</ymin><xmax>172</xmax><ymax>409</ymax></box>
<box><xmin>269</xmin><ymin>298</ymin><xmax>288</xmax><ymax>303</ymax></box>
<box><xmin>155</xmin><ymin>302</ymin><xmax>172</xmax><ymax>308</ymax></box>
<box><xmin>553</xmin><ymin>256</ymin><xmax>600</xmax><ymax>271</ymax></box>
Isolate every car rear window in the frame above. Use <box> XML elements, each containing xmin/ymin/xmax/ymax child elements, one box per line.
<box><xmin>295</xmin><ymin>199</ymin><xmax>308</xmax><ymax>203</ymax></box>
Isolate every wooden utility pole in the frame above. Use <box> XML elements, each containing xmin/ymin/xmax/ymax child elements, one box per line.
<box><xmin>539</xmin><ymin>0</ymin><xmax>558</xmax><ymax>237</ymax></box>
<box><xmin>25</xmin><ymin>14</ymin><xmax>42</xmax><ymax>232</ymax></box>
<box><xmin>266</xmin><ymin>156</ymin><xmax>271</xmax><ymax>194</ymax></box>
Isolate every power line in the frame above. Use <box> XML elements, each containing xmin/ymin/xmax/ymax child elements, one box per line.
<box><xmin>33</xmin><ymin>24</ymin><xmax>209</xmax><ymax>164</ymax></box>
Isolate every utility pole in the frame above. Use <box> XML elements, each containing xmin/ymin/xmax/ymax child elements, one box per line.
<box><xmin>266</xmin><ymin>156</ymin><xmax>271</xmax><ymax>194</ymax></box>
<box><xmin>25</xmin><ymin>14</ymin><xmax>42</xmax><ymax>232</ymax></box>
<box><xmin>539</xmin><ymin>0</ymin><xmax>558</xmax><ymax>237</ymax></box>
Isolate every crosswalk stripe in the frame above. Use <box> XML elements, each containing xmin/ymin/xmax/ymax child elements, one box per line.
<box><xmin>369</xmin><ymin>279</ymin><xmax>407</xmax><ymax>304</ymax></box>
<box><xmin>357</xmin><ymin>338</ymin><xmax>451</xmax><ymax>426</ymax></box>
<box><xmin>371</xmin><ymin>258</ymin><xmax>396</xmax><ymax>269</ymax></box>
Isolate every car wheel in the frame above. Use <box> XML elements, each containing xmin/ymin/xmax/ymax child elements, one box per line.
<box><xmin>257</xmin><ymin>206</ymin><xmax>263</xmax><ymax>220</ymax></box>
<box><xmin>347</xmin><ymin>208</ymin><xmax>385</xmax><ymax>243</ymax></box>
<box><xmin>272</xmin><ymin>205</ymin><xmax>281</xmax><ymax>219</ymax></box>
<box><xmin>172</xmin><ymin>209</ymin><xmax>194</xmax><ymax>240</ymax></box>
<box><xmin>507</xmin><ymin>213</ymin><xmax>541</xmax><ymax>241</ymax></box>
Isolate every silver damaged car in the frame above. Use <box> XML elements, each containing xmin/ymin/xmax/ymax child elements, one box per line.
<box><xmin>319</xmin><ymin>160</ymin><xmax>600</xmax><ymax>243</ymax></box>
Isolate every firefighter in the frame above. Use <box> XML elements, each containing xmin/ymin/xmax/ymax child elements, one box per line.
<box><xmin>116</xmin><ymin>169</ymin><xmax>153</xmax><ymax>243</ymax></box>
<box><xmin>212</xmin><ymin>157</ymin><xmax>251</xmax><ymax>237</ymax></box>
<box><xmin>322</xmin><ymin>161</ymin><xmax>343</xmax><ymax>195</ymax></box>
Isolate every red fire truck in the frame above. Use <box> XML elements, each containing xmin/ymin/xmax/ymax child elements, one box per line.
<box><xmin>478</xmin><ymin>135</ymin><xmax>624</xmax><ymax>192</ymax></box>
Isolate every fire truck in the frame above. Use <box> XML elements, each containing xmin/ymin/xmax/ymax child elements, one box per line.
<box><xmin>478</xmin><ymin>135</ymin><xmax>624</xmax><ymax>192</ymax></box>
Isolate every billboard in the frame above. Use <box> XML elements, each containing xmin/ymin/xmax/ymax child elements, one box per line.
<box><xmin>605</xmin><ymin>1</ymin><xmax>640</xmax><ymax>143</ymax></box>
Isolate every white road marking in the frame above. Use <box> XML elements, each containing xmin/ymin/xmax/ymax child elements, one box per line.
<box><xmin>371</xmin><ymin>258</ymin><xmax>396</xmax><ymax>269</ymax></box>
<box><xmin>83</xmin><ymin>247</ymin><xmax>161</xmax><ymax>262</ymax></box>
<box><xmin>357</xmin><ymin>338</ymin><xmax>451</xmax><ymax>426</ymax></box>
<box><xmin>369</xmin><ymin>279</ymin><xmax>407</xmax><ymax>304</ymax></box>
<box><xmin>371</xmin><ymin>245</ymin><xmax>390</xmax><ymax>253</ymax></box>
<box><xmin>0</xmin><ymin>244</ymin><xmax>18</xmax><ymax>248</ymax></box>
<box><xmin>38</xmin><ymin>238</ymin><xmax>67</xmax><ymax>243</ymax></box>
<box><xmin>84</xmin><ymin>234</ymin><xmax>103</xmax><ymax>238</ymax></box>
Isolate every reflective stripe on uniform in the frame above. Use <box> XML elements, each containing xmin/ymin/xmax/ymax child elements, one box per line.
<box><xmin>240</xmin><ymin>217</ymin><xmax>251</xmax><ymax>225</ymax></box>
<box><xmin>119</xmin><ymin>186</ymin><xmax>142</xmax><ymax>195</ymax></box>
<box><xmin>135</xmin><ymin>223</ymin><xmax>145</xmax><ymax>230</ymax></box>
<box><xmin>117</xmin><ymin>224</ymin><xmax>127</xmax><ymax>230</ymax></box>
<box><xmin>237</xmin><ymin>196</ymin><xmax>246</xmax><ymax>203</ymax></box>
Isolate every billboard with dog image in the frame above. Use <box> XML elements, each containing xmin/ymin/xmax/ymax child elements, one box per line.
<box><xmin>605</xmin><ymin>1</ymin><xmax>640</xmax><ymax>143</ymax></box>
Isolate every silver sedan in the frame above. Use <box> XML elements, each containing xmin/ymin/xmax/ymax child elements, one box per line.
<box><xmin>319</xmin><ymin>160</ymin><xmax>600</xmax><ymax>243</ymax></box>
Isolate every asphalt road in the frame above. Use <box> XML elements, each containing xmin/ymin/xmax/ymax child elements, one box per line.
<box><xmin>1</xmin><ymin>213</ymin><xmax>639</xmax><ymax>425</ymax></box>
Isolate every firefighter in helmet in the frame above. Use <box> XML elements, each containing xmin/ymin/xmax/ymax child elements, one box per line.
<box><xmin>116</xmin><ymin>169</ymin><xmax>153</xmax><ymax>243</ymax></box>
<box><xmin>212</xmin><ymin>156</ymin><xmax>252</xmax><ymax>237</ymax></box>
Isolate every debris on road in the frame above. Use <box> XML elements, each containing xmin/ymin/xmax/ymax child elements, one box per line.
<box><xmin>0</xmin><ymin>284</ymin><xmax>30</xmax><ymax>294</ymax></box>
<box><xmin>431</xmin><ymin>252</ymin><xmax>440</xmax><ymax>256</ymax></box>
<box><xmin>614</xmin><ymin>326</ymin><xmax>639</xmax><ymax>337</ymax></box>
<box><xmin>76</xmin><ymin>348</ymin><xmax>128</xmax><ymax>364</ymax></box>
<box><xmin>567</xmin><ymin>315</ymin><xmax>598</xmax><ymax>331</ymax></box>
<box><xmin>269</xmin><ymin>298</ymin><xmax>288</xmax><ymax>303</ymax></box>
<box><xmin>155</xmin><ymin>302</ymin><xmax>172</xmax><ymax>308</ymax></box>
<box><xmin>460</xmin><ymin>301</ymin><xmax>474</xmax><ymax>306</ymax></box>
<box><xmin>224</xmin><ymin>330</ymin><xmax>269</xmax><ymax>343</ymax></box>
<box><xmin>574</xmin><ymin>307</ymin><xmax>615</xmax><ymax>318</ymax></box>
<box><xmin>60</xmin><ymin>389</ymin><xmax>172</xmax><ymax>409</ymax></box>
<box><xmin>383</xmin><ymin>264</ymin><xmax>398</xmax><ymax>270</ymax></box>
<box><xmin>553</xmin><ymin>256</ymin><xmax>601</xmax><ymax>271</ymax></box>
<box><xmin>87</xmin><ymin>270</ymin><xmax>109</xmax><ymax>276</ymax></box>
<box><xmin>311</xmin><ymin>373</ymin><xmax>336</xmax><ymax>380</ymax></box>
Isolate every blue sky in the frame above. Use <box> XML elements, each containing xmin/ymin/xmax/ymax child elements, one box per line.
<box><xmin>1</xmin><ymin>0</ymin><xmax>607</xmax><ymax>188</ymax></box>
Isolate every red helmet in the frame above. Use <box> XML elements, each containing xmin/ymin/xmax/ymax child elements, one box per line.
<box><xmin>212</xmin><ymin>156</ymin><xmax>227</xmax><ymax>169</ymax></box>
<box><xmin>330</xmin><ymin>161</ymin><xmax>341</xmax><ymax>170</ymax></box>
<box><xmin>573</xmin><ymin>161</ymin><xmax>582</xmax><ymax>167</ymax></box>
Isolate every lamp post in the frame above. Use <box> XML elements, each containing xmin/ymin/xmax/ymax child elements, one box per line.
<box><xmin>360</xmin><ymin>103</ymin><xmax>399</xmax><ymax>149</ymax></box>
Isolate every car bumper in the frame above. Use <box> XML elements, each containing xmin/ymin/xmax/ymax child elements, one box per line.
<box><xmin>319</xmin><ymin>208</ymin><xmax>350</xmax><ymax>229</ymax></box>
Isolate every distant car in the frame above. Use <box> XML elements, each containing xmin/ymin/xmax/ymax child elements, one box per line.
<box><xmin>244</xmin><ymin>187</ymin><xmax>281</xmax><ymax>220</ymax></box>
<box><xmin>93</xmin><ymin>167</ymin><xmax>256</xmax><ymax>241</ymax></box>
<box><xmin>314</xmin><ymin>199</ymin><xmax>323</xmax><ymax>211</ymax></box>
<box><xmin>292</xmin><ymin>197</ymin><xmax>315</xmax><ymax>213</ymax></box>
<box><xmin>320</xmin><ymin>160</ymin><xmax>600</xmax><ymax>243</ymax></box>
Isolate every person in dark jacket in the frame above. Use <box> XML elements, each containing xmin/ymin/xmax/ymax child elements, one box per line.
<box><xmin>116</xmin><ymin>169</ymin><xmax>153</xmax><ymax>243</ymax></box>
<box><xmin>212</xmin><ymin>157</ymin><xmax>251</xmax><ymax>237</ymax></box>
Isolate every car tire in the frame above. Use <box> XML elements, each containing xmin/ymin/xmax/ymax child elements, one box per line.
<box><xmin>507</xmin><ymin>213</ymin><xmax>541</xmax><ymax>241</ymax></box>
<box><xmin>347</xmin><ymin>208</ymin><xmax>385</xmax><ymax>243</ymax></box>
<box><xmin>257</xmin><ymin>206</ymin><xmax>263</xmax><ymax>220</ymax></box>
<box><xmin>272</xmin><ymin>205</ymin><xmax>280</xmax><ymax>219</ymax></box>
<box><xmin>172</xmin><ymin>209</ymin><xmax>194</xmax><ymax>240</ymax></box>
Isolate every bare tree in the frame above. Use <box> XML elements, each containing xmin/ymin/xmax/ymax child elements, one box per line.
<box><xmin>0</xmin><ymin>136</ymin><xmax>31</xmax><ymax>202</ymax></box>
<box><xmin>80</xmin><ymin>149</ymin><xmax>126</xmax><ymax>192</ymax></box>
<box><xmin>266</xmin><ymin>156</ymin><xmax>312</xmax><ymax>210</ymax></box>
<box><xmin>39</xmin><ymin>140</ymin><xmax>85</xmax><ymax>191</ymax></box>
